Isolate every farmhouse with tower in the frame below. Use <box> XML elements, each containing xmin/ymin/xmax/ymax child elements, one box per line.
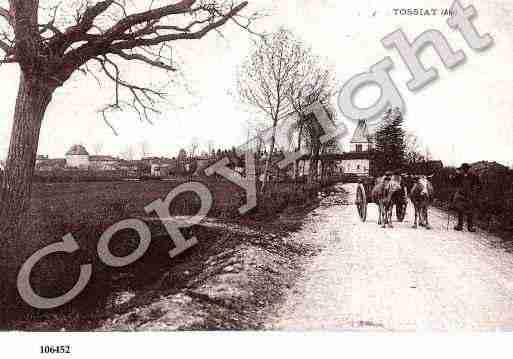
<box><xmin>337</xmin><ymin>120</ymin><xmax>376</xmax><ymax>176</ymax></box>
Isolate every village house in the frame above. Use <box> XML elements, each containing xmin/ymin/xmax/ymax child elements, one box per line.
<box><xmin>89</xmin><ymin>155</ymin><xmax>120</xmax><ymax>171</ymax></box>
<box><xmin>295</xmin><ymin>120</ymin><xmax>376</xmax><ymax>178</ymax></box>
<box><xmin>65</xmin><ymin>144</ymin><xmax>90</xmax><ymax>169</ymax></box>
<box><xmin>34</xmin><ymin>123</ymin><xmax>378</xmax><ymax>178</ymax></box>
<box><xmin>38</xmin><ymin>145</ymin><xmax>125</xmax><ymax>171</ymax></box>
<box><xmin>64</xmin><ymin>144</ymin><xmax>131</xmax><ymax>170</ymax></box>
<box><xmin>65</xmin><ymin>144</ymin><xmax>122</xmax><ymax>170</ymax></box>
<box><xmin>142</xmin><ymin>157</ymin><xmax>178</xmax><ymax>177</ymax></box>
<box><xmin>117</xmin><ymin>159</ymin><xmax>147</xmax><ymax>175</ymax></box>
<box><xmin>337</xmin><ymin>119</ymin><xmax>375</xmax><ymax>176</ymax></box>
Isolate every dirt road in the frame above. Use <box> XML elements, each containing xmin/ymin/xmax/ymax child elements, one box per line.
<box><xmin>268</xmin><ymin>183</ymin><xmax>513</xmax><ymax>331</ymax></box>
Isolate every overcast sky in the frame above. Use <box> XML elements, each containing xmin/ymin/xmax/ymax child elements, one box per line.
<box><xmin>0</xmin><ymin>0</ymin><xmax>511</xmax><ymax>167</ymax></box>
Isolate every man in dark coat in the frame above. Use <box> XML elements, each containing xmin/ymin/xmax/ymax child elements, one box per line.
<box><xmin>452</xmin><ymin>163</ymin><xmax>481</xmax><ymax>232</ymax></box>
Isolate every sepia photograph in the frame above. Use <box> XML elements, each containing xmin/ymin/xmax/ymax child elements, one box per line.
<box><xmin>0</xmin><ymin>0</ymin><xmax>512</xmax><ymax>357</ymax></box>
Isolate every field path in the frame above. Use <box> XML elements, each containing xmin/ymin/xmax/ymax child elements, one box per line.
<box><xmin>267</xmin><ymin>183</ymin><xmax>513</xmax><ymax>330</ymax></box>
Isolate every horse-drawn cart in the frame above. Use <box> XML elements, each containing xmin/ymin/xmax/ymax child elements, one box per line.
<box><xmin>355</xmin><ymin>176</ymin><xmax>407</xmax><ymax>223</ymax></box>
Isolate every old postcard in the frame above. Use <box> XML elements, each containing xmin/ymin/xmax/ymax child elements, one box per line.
<box><xmin>0</xmin><ymin>0</ymin><xmax>512</xmax><ymax>357</ymax></box>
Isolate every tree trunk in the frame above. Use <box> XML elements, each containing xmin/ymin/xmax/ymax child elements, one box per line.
<box><xmin>261</xmin><ymin>118</ymin><xmax>278</xmax><ymax>192</ymax></box>
<box><xmin>0</xmin><ymin>74</ymin><xmax>53</xmax><ymax>283</ymax></box>
<box><xmin>294</xmin><ymin>120</ymin><xmax>304</xmax><ymax>179</ymax></box>
<box><xmin>309</xmin><ymin>144</ymin><xmax>320</xmax><ymax>184</ymax></box>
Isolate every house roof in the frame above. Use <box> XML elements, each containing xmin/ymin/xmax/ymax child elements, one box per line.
<box><xmin>66</xmin><ymin>144</ymin><xmax>89</xmax><ymax>156</ymax></box>
<box><xmin>351</xmin><ymin>120</ymin><xmax>371</xmax><ymax>143</ymax></box>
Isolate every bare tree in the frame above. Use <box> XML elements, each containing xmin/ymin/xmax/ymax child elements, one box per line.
<box><xmin>206</xmin><ymin>139</ymin><xmax>215</xmax><ymax>155</ymax></box>
<box><xmin>287</xmin><ymin>44</ymin><xmax>336</xmax><ymax>160</ymax></box>
<box><xmin>0</xmin><ymin>1</ymin><xmax>255</xmax><ymax>249</ymax></box>
<box><xmin>139</xmin><ymin>140</ymin><xmax>149</xmax><ymax>158</ymax></box>
<box><xmin>242</xmin><ymin>118</ymin><xmax>265</xmax><ymax>155</ymax></box>
<box><xmin>293</xmin><ymin>102</ymin><xmax>339</xmax><ymax>181</ymax></box>
<box><xmin>238</xmin><ymin>28</ymin><xmax>302</xmax><ymax>190</ymax></box>
<box><xmin>120</xmin><ymin>144</ymin><xmax>135</xmax><ymax>161</ymax></box>
<box><xmin>286</xmin><ymin>100</ymin><xmax>338</xmax><ymax>180</ymax></box>
<box><xmin>253</xmin><ymin>122</ymin><xmax>267</xmax><ymax>158</ymax></box>
<box><xmin>188</xmin><ymin>136</ymin><xmax>200</xmax><ymax>158</ymax></box>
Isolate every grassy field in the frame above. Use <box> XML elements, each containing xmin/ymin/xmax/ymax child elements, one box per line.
<box><xmin>3</xmin><ymin>176</ymin><xmax>338</xmax><ymax>327</ymax></box>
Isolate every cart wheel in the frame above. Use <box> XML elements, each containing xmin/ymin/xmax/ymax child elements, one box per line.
<box><xmin>355</xmin><ymin>183</ymin><xmax>367</xmax><ymax>222</ymax></box>
<box><xmin>396</xmin><ymin>202</ymin><xmax>407</xmax><ymax>222</ymax></box>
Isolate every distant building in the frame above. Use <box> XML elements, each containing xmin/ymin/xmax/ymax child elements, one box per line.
<box><xmin>337</xmin><ymin>120</ymin><xmax>375</xmax><ymax>176</ymax></box>
<box><xmin>337</xmin><ymin>152</ymin><xmax>375</xmax><ymax>176</ymax></box>
<box><xmin>64</xmin><ymin>145</ymin><xmax>125</xmax><ymax>170</ymax></box>
<box><xmin>65</xmin><ymin>144</ymin><xmax>90</xmax><ymax>169</ymax></box>
<box><xmin>118</xmin><ymin>159</ymin><xmax>146</xmax><ymax>175</ymax></box>
<box><xmin>89</xmin><ymin>155</ymin><xmax>119</xmax><ymax>171</ymax></box>
<box><xmin>350</xmin><ymin>119</ymin><xmax>374</xmax><ymax>152</ymax></box>
<box><xmin>143</xmin><ymin>157</ymin><xmax>177</xmax><ymax>176</ymax></box>
<box><xmin>281</xmin><ymin>120</ymin><xmax>377</xmax><ymax>179</ymax></box>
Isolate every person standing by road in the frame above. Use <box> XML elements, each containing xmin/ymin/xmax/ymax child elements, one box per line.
<box><xmin>452</xmin><ymin>163</ymin><xmax>481</xmax><ymax>232</ymax></box>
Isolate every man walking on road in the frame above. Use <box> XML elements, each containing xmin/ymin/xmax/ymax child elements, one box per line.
<box><xmin>452</xmin><ymin>163</ymin><xmax>481</xmax><ymax>232</ymax></box>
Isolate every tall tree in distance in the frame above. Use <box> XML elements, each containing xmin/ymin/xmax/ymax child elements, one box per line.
<box><xmin>207</xmin><ymin>140</ymin><xmax>215</xmax><ymax>156</ymax></box>
<box><xmin>0</xmin><ymin>0</ymin><xmax>255</xmax><ymax>257</ymax></box>
<box><xmin>374</xmin><ymin>107</ymin><xmax>407</xmax><ymax>175</ymax></box>
<box><xmin>188</xmin><ymin>136</ymin><xmax>200</xmax><ymax>158</ymax></box>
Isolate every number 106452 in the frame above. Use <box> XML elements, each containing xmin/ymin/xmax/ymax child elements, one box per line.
<box><xmin>40</xmin><ymin>345</ymin><xmax>71</xmax><ymax>354</ymax></box>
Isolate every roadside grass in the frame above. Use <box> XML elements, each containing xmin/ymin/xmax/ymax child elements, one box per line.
<box><xmin>432</xmin><ymin>172</ymin><xmax>513</xmax><ymax>250</ymax></box>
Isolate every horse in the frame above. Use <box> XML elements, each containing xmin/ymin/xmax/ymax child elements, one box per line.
<box><xmin>409</xmin><ymin>175</ymin><xmax>434</xmax><ymax>229</ymax></box>
<box><xmin>371</xmin><ymin>173</ymin><xmax>406</xmax><ymax>228</ymax></box>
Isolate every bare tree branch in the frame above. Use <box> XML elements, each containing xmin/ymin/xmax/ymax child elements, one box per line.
<box><xmin>109</xmin><ymin>48</ymin><xmax>176</xmax><ymax>71</ymax></box>
<box><xmin>0</xmin><ymin>0</ymin><xmax>262</xmax><ymax>252</ymax></box>
<box><xmin>0</xmin><ymin>6</ymin><xmax>13</xmax><ymax>26</ymax></box>
<box><xmin>107</xmin><ymin>2</ymin><xmax>249</xmax><ymax>50</ymax></box>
